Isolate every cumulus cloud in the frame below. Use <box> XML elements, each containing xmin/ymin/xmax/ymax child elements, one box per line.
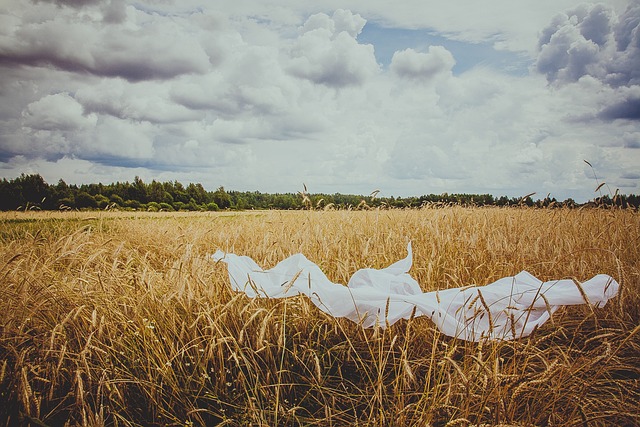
<box><xmin>623</xmin><ymin>132</ymin><xmax>640</xmax><ymax>148</ymax></box>
<box><xmin>75</xmin><ymin>80</ymin><xmax>202</xmax><ymax>124</ymax></box>
<box><xmin>101</xmin><ymin>0</ymin><xmax>126</xmax><ymax>24</ymax></box>
<box><xmin>598</xmin><ymin>94</ymin><xmax>640</xmax><ymax>120</ymax></box>
<box><xmin>287</xmin><ymin>10</ymin><xmax>378</xmax><ymax>87</ymax></box>
<box><xmin>12</xmin><ymin>93</ymin><xmax>156</xmax><ymax>164</ymax></box>
<box><xmin>89</xmin><ymin>117</ymin><xmax>156</xmax><ymax>162</ymax></box>
<box><xmin>390</xmin><ymin>46</ymin><xmax>455</xmax><ymax>81</ymax></box>
<box><xmin>0</xmin><ymin>2</ymin><xmax>638</xmax><ymax>201</ymax></box>
<box><xmin>169</xmin><ymin>42</ymin><xmax>330</xmax><ymax>143</ymax></box>
<box><xmin>332</xmin><ymin>8</ymin><xmax>367</xmax><ymax>37</ymax></box>
<box><xmin>536</xmin><ymin>1</ymin><xmax>640</xmax><ymax>88</ymax></box>
<box><xmin>0</xmin><ymin>3</ymin><xmax>213</xmax><ymax>81</ymax></box>
<box><xmin>34</xmin><ymin>0</ymin><xmax>127</xmax><ymax>23</ymax></box>
<box><xmin>23</xmin><ymin>93</ymin><xmax>96</xmax><ymax>132</ymax></box>
<box><xmin>615</xmin><ymin>0</ymin><xmax>640</xmax><ymax>50</ymax></box>
<box><xmin>536</xmin><ymin>1</ymin><xmax>640</xmax><ymax>127</ymax></box>
<box><xmin>34</xmin><ymin>0</ymin><xmax>105</xmax><ymax>7</ymax></box>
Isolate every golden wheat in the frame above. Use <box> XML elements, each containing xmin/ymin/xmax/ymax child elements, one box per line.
<box><xmin>0</xmin><ymin>207</ymin><xmax>638</xmax><ymax>426</ymax></box>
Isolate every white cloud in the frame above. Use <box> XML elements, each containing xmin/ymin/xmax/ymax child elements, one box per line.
<box><xmin>23</xmin><ymin>93</ymin><xmax>96</xmax><ymax>131</ymax></box>
<box><xmin>536</xmin><ymin>1</ymin><xmax>640</xmax><ymax>88</ymax></box>
<box><xmin>332</xmin><ymin>8</ymin><xmax>367</xmax><ymax>37</ymax></box>
<box><xmin>623</xmin><ymin>131</ymin><xmax>640</xmax><ymax>148</ymax></box>
<box><xmin>598</xmin><ymin>85</ymin><xmax>640</xmax><ymax>120</ymax></box>
<box><xmin>0</xmin><ymin>1</ymin><xmax>638</xmax><ymax>202</ymax></box>
<box><xmin>333</xmin><ymin>0</ymin><xmax>632</xmax><ymax>53</ymax></box>
<box><xmin>75</xmin><ymin>79</ymin><xmax>202</xmax><ymax>123</ymax></box>
<box><xmin>390</xmin><ymin>46</ymin><xmax>455</xmax><ymax>81</ymax></box>
<box><xmin>287</xmin><ymin>10</ymin><xmax>379</xmax><ymax>87</ymax></box>
<box><xmin>0</xmin><ymin>1</ymin><xmax>213</xmax><ymax>81</ymax></box>
<box><xmin>90</xmin><ymin>116</ymin><xmax>156</xmax><ymax>160</ymax></box>
<box><xmin>515</xmin><ymin>143</ymin><xmax>545</xmax><ymax>165</ymax></box>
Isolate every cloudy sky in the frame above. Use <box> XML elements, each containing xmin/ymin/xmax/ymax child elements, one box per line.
<box><xmin>1</xmin><ymin>0</ymin><xmax>639</xmax><ymax>201</ymax></box>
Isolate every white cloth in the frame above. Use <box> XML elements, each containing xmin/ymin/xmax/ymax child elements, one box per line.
<box><xmin>212</xmin><ymin>244</ymin><xmax>619</xmax><ymax>341</ymax></box>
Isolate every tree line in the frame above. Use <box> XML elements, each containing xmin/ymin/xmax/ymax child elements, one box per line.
<box><xmin>1</xmin><ymin>173</ymin><xmax>638</xmax><ymax>211</ymax></box>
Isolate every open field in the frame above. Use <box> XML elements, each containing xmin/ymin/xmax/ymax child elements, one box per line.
<box><xmin>1</xmin><ymin>208</ymin><xmax>639</xmax><ymax>426</ymax></box>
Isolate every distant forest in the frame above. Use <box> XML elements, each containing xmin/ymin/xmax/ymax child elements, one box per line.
<box><xmin>1</xmin><ymin>173</ymin><xmax>638</xmax><ymax>211</ymax></box>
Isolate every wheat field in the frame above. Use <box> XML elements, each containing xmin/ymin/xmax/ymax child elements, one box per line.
<box><xmin>0</xmin><ymin>207</ymin><xmax>639</xmax><ymax>426</ymax></box>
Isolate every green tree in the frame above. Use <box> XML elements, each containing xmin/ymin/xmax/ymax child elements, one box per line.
<box><xmin>124</xmin><ymin>199</ymin><xmax>141</xmax><ymax>210</ymax></box>
<box><xmin>159</xmin><ymin>202</ymin><xmax>174</xmax><ymax>211</ymax></box>
<box><xmin>187</xmin><ymin>183</ymin><xmax>208</xmax><ymax>205</ymax></box>
<box><xmin>162</xmin><ymin>191</ymin><xmax>174</xmax><ymax>204</ymax></box>
<box><xmin>110</xmin><ymin>194</ymin><xmax>125</xmax><ymax>207</ymax></box>
<box><xmin>147</xmin><ymin>202</ymin><xmax>160</xmax><ymax>212</ymax></box>
<box><xmin>187</xmin><ymin>198</ymin><xmax>201</xmax><ymax>211</ymax></box>
<box><xmin>127</xmin><ymin>176</ymin><xmax>148</xmax><ymax>203</ymax></box>
<box><xmin>76</xmin><ymin>192</ymin><xmax>97</xmax><ymax>209</ymax></box>
<box><xmin>94</xmin><ymin>194</ymin><xmax>110</xmax><ymax>209</ymax></box>
<box><xmin>212</xmin><ymin>187</ymin><xmax>231</xmax><ymax>209</ymax></box>
<box><xmin>148</xmin><ymin>180</ymin><xmax>165</xmax><ymax>203</ymax></box>
<box><xmin>0</xmin><ymin>178</ymin><xmax>17</xmax><ymax>210</ymax></box>
<box><xmin>171</xmin><ymin>181</ymin><xmax>189</xmax><ymax>204</ymax></box>
<box><xmin>51</xmin><ymin>179</ymin><xmax>73</xmax><ymax>209</ymax></box>
<box><xmin>13</xmin><ymin>174</ymin><xmax>50</xmax><ymax>209</ymax></box>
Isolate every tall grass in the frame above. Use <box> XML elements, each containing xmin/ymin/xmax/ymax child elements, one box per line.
<box><xmin>0</xmin><ymin>208</ymin><xmax>638</xmax><ymax>426</ymax></box>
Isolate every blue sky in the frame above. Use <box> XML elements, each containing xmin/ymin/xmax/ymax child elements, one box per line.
<box><xmin>0</xmin><ymin>0</ymin><xmax>638</xmax><ymax>202</ymax></box>
<box><xmin>359</xmin><ymin>23</ymin><xmax>531</xmax><ymax>75</ymax></box>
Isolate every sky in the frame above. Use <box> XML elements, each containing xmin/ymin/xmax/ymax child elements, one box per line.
<box><xmin>0</xmin><ymin>0</ymin><xmax>639</xmax><ymax>202</ymax></box>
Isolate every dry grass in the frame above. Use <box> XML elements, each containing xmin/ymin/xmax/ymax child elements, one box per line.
<box><xmin>0</xmin><ymin>207</ymin><xmax>638</xmax><ymax>426</ymax></box>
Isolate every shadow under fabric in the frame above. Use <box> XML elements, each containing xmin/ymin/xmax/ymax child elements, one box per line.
<box><xmin>212</xmin><ymin>243</ymin><xmax>619</xmax><ymax>342</ymax></box>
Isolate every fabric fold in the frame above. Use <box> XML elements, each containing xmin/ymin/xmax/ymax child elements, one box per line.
<box><xmin>212</xmin><ymin>244</ymin><xmax>619</xmax><ymax>341</ymax></box>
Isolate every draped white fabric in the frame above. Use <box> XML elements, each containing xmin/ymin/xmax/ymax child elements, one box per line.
<box><xmin>212</xmin><ymin>244</ymin><xmax>619</xmax><ymax>341</ymax></box>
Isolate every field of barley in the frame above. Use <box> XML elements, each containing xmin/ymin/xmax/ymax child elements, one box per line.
<box><xmin>0</xmin><ymin>207</ymin><xmax>639</xmax><ymax>426</ymax></box>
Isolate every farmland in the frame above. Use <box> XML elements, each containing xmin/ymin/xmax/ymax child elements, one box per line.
<box><xmin>1</xmin><ymin>208</ymin><xmax>639</xmax><ymax>426</ymax></box>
